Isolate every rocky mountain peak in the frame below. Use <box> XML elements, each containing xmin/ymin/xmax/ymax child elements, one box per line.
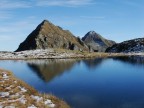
<box><xmin>82</xmin><ymin>31</ymin><xmax>115</xmax><ymax>52</ymax></box>
<box><xmin>82</xmin><ymin>31</ymin><xmax>104</xmax><ymax>42</ymax></box>
<box><xmin>36</xmin><ymin>20</ymin><xmax>50</xmax><ymax>29</ymax></box>
<box><xmin>16</xmin><ymin>19</ymin><xmax>89</xmax><ymax>52</ymax></box>
<box><xmin>42</xmin><ymin>19</ymin><xmax>49</xmax><ymax>24</ymax></box>
<box><xmin>88</xmin><ymin>31</ymin><xmax>97</xmax><ymax>35</ymax></box>
<box><xmin>84</xmin><ymin>30</ymin><xmax>99</xmax><ymax>37</ymax></box>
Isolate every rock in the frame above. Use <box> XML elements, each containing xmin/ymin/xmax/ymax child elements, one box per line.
<box><xmin>16</xmin><ymin>20</ymin><xmax>89</xmax><ymax>52</ymax></box>
<box><xmin>106</xmin><ymin>38</ymin><xmax>144</xmax><ymax>53</ymax></box>
<box><xmin>82</xmin><ymin>31</ymin><xmax>115</xmax><ymax>52</ymax></box>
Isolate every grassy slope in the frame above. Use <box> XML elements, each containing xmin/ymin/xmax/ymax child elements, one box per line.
<box><xmin>0</xmin><ymin>69</ymin><xmax>70</xmax><ymax>108</ymax></box>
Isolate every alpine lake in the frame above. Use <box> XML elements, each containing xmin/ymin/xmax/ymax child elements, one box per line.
<box><xmin>0</xmin><ymin>56</ymin><xmax>144</xmax><ymax>108</ymax></box>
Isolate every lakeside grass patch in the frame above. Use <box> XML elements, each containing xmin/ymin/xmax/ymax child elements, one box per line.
<box><xmin>0</xmin><ymin>69</ymin><xmax>70</xmax><ymax>108</ymax></box>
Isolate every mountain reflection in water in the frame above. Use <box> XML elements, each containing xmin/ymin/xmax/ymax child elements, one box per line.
<box><xmin>27</xmin><ymin>59</ymin><xmax>78</xmax><ymax>82</ymax></box>
<box><xmin>26</xmin><ymin>58</ymin><xmax>104</xmax><ymax>82</ymax></box>
<box><xmin>0</xmin><ymin>56</ymin><xmax>144</xmax><ymax>108</ymax></box>
<box><xmin>112</xmin><ymin>56</ymin><xmax>144</xmax><ymax>66</ymax></box>
<box><xmin>83</xmin><ymin>58</ymin><xmax>104</xmax><ymax>69</ymax></box>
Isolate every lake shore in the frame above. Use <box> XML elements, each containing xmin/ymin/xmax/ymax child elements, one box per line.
<box><xmin>0</xmin><ymin>49</ymin><xmax>144</xmax><ymax>60</ymax></box>
<box><xmin>0</xmin><ymin>69</ymin><xmax>70</xmax><ymax>108</ymax></box>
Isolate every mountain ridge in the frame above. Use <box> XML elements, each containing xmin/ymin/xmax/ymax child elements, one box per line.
<box><xmin>106</xmin><ymin>38</ymin><xmax>144</xmax><ymax>53</ymax></box>
<box><xmin>16</xmin><ymin>20</ymin><xmax>89</xmax><ymax>52</ymax></box>
<box><xmin>82</xmin><ymin>31</ymin><xmax>115</xmax><ymax>52</ymax></box>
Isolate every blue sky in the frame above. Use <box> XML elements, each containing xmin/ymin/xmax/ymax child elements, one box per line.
<box><xmin>0</xmin><ymin>0</ymin><xmax>143</xmax><ymax>51</ymax></box>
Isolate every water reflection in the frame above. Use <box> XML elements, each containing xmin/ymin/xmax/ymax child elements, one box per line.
<box><xmin>26</xmin><ymin>58</ymin><xmax>105</xmax><ymax>82</ymax></box>
<box><xmin>83</xmin><ymin>58</ymin><xmax>104</xmax><ymax>69</ymax></box>
<box><xmin>1</xmin><ymin>56</ymin><xmax>144</xmax><ymax>108</ymax></box>
<box><xmin>112</xmin><ymin>56</ymin><xmax>144</xmax><ymax>66</ymax></box>
<box><xmin>27</xmin><ymin>59</ymin><xmax>78</xmax><ymax>82</ymax></box>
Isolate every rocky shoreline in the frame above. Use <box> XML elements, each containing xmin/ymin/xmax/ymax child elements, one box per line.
<box><xmin>0</xmin><ymin>49</ymin><xmax>143</xmax><ymax>60</ymax></box>
<box><xmin>0</xmin><ymin>69</ymin><xmax>70</xmax><ymax>108</ymax></box>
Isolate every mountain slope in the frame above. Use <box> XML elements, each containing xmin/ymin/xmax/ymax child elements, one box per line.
<box><xmin>16</xmin><ymin>20</ymin><xmax>88</xmax><ymax>52</ymax></box>
<box><xmin>82</xmin><ymin>31</ymin><xmax>115</xmax><ymax>52</ymax></box>
<box><xmin>106</xmin><ymin>38</ymin><xmax>144</xmax><ymax>53</ymax></box>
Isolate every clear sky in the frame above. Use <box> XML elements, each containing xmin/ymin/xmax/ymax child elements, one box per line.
<box><xmin>0</xmin><ymin>0</ymin><xmax>143</xmax><ymax>51</ymax></box>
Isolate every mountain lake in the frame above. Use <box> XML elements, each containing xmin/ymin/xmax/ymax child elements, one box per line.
<box><xmin>0</xmin><ymin>56</ymin><xmax>144</xmax><ymax>108</ymax></box>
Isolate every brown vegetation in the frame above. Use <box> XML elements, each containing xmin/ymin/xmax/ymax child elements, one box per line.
<box><xmin>0</xmin><ymin>69</ymin><xmax>70</xmax><ymax>108</ymax></box>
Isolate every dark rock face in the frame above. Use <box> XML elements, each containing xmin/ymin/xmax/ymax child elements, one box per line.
<box><xmin>106</xmin><ymin>38</ymin><xmax>144</xmax><ymax>53</ymax></box>
<box><xmin>82</xmin><ymin>31</ymin><xmax>115</xmax><ymax>52</ymax></box>
<box><xmin>16</xmin><ymin>20</ymin><xmax>89</xmax><ymax>52</ymax></box>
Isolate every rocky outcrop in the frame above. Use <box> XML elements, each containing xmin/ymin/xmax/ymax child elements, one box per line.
<box><xmin>82</xmin><ymin>31</ymin><xmax>115</xmax><ymax>52</ymax></box>
<box><xmin>106</xmin><ymin>38</ymin><xmax>144</xmax><ymax>53</ymax></box>
<box><xmin>16</xmin><ymin>20</ymin><xmax>89</xmax><ymax>52</ymax></box>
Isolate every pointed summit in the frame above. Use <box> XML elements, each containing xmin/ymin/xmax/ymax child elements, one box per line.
<box><xmin>82</xmin><ymin>31</ymin><xmax>103</xmax><ymax>42</ymax></box>
<box><xmin>87</xmin><ymin>31</ymin><xmax>97</xmax><ymax>35</ymax></box>
<box><xmin>39</xmin><ymin>20</ymin><xmax>53</xmax><ymax>27</ymax></box>
<box><xmin>42</xmin><ymin>19</ymin><xmax>49</xmax><ymax>23</ymax></box>
<box><xmin>39</xmin><ymin>19</ymin><xmax>48</xmax><ymax>25</ymax></box>
<box><xmin>16</xmin><ymin>20</ymin><xmax>89</xmax><ymax>52</ymax></box>
<box><xmin>82</xmin><ymin>31</ymin><xmax>115</xmax><ymax>52</ymax></box>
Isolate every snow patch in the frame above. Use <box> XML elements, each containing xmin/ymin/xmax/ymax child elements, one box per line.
<box><xmin>0</xmin><ymin>92</ymin><xmax>9</xmax><ymax>97</ymax></box>
<box><xmin>14</xmin><ymin>81</ymin><xmax>17</xmax><ymax>83</ymax></box>
<box><xmin>44</xmin><ymin>99</ymin><xmax>55</xmax><ymax>108</ymax></box>
<box><xmin>44</xmin><ymin>99</ymin><xmax>52</xmax><ymax>104</ymax></box>
<box><xmin>31</xmin><ymin>95</ymin><xmax>43</xmax><ymax>102</ymax></box>
<box><xmin>19</xmin><ymin>98</ymin><xmax>27</xmax><ymax>104</ymax></box>
<box><xmin>18</xmin><ymin>86</ymin><xmax>27</xmax><ymax>92</ymax></box>
<box><xmin>27</xmin><ymin>105</ymin><xmax>37</xmax><ymax>108</ymax></box>
<box><xmin>5</xmin><ymin>85</ymin><xmax>13</xmax><ymax>90</ymax></box>
<box><xmin>0</xmin><ymin>95</ymin><xmax>26</xmax><ymax>104</ymax></box>
<box><xmin>48</xmin><ymin>103</ymin><xmax>55</xmax><ymax>108</ymax></box>
<box><xmin>10</xmin><ymin>93</ymin><xmax>20</xmax><ymax>98</ymax></box>
<box><xmin>2</xmin><ymin>73</ymin><xmax>9</xmax><ymax>79</ymax></box>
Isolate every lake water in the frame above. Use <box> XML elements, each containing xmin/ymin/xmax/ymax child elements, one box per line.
<box><xmin>0</xmin><ymin>56</ymin><xmax>144</xmax><ymax>108</ymax></box>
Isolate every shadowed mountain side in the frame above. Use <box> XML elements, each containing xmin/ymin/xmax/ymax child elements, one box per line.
<box><xmin>106</xmin><ymin>38</ymin><xmax>144</xmax><ymax>53</ymax></box>
<box><xmin>82</xmin><ymin>31</ymin><xmax>115</xmax><ymax>52</ymax></box>
<box><xmin>27</xmin><ymin>59</ymin><xmax>78</xmax><ymax>82</ymax></box>
<box><xmin>16</xmin><ymin>20</ymin><xmax>89</xmax><ymax>52</ymax></box>
<box><xmin>112</xmin><ymin>56</ymin><xmax>144</xmax><ymax>66</ymax></box>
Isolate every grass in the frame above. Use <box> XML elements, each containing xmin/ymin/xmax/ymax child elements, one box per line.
<box><xmin>53</xmin><ymin>48</ymin><xmax>129</xmax><ymax>58</ymax></box>
<box><xmin>0</xmin><ymin>69</ymin><xmax>70</xmax><ymax>108</ymax></box>
<box><xmin>1</xmin><ymin>48</ymin><xmax>143</xmax><ymax>60</ymax></box>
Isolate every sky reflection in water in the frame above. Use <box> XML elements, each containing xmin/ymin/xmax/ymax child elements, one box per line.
<box><xmin>0</xmin><ymin>56</ymin><xmax>144</xmax><ymax>108</ymax></box>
